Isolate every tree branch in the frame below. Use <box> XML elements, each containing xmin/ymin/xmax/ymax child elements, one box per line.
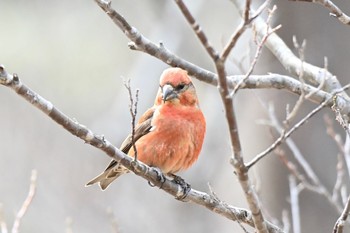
<box><xmin>0</xmin><ymin>65</ymin><xmax>283</xmax><ymax>233</ymax></box>
<box><xmin>247</xmin><ymin>83</ymin><xmax>350</xmax><ymax>170</ymax></box>
<box><xmin>230</xmin><ymin>0</ymin><xmax>348</xmax><ymax>97</ymax></box>
<box><xmin>289</xmin><ymin>0</ymin><xmax>350</xmax><ymax>26</ymax></box>
<box><xmin>93</xmin><ymin>0</ymin><xmax>350</xmax><ymax>122</ymax></box>
<box><xmin>173</xmin><ymin>0</ymin><xmax>270</xmax><ymax>232</ymax></box>
<box><xmin>289</xmin><ymin>175</ymin><xmax>301</xmax><ymax>233</ymax></box>
<box><xmin>333</xmin><ymin>195</ymin><xmax>350</xmax><ymax>233</ymax></box>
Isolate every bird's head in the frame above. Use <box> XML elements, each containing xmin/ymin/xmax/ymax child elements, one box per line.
<box><xmin>155</xmin><ymin>68</ymin><xmax>199</xmax><ymax>107</ymax></box>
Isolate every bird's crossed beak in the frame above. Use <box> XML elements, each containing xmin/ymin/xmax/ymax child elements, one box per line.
<box><xmin>162</xmin><ymin>84</ymin><xmax>178</xmax><ymax>102</ymax></box>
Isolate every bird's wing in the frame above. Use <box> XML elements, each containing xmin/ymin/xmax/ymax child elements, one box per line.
<box><xmin>86</xmin><ymin>107</ymin><xmax>155</xmax><ymax>189</ymax></box>
<box><xmin>104</xmin><ymin>110</ymin><xmax>154</xmax><ymax>171</ymax></box>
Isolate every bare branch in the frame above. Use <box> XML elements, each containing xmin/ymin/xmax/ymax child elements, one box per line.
<box><xmin>282</xmin><ymin>210</ymin><xmax>291</xmax><ymax>233</ymax></box>
<box><xmin>289</xmin><ymin>175</ymin><xmax>301</xmax><ymax>233</ymax></box>
<box><xmin>172</xmin><ymin>0</ymin><xmax>272</xmax><ymax>231</ymax></box>
<box><xmin>344</xmin><ymin>135</ymin><xmax>350</xmax><ymax>181</ymax></box>
<box><xmin>246</xmin><ymin>83</ymin><xmax>350</xmax><ymax>169</ymax></box>
<box><xmin>93</xmin><ymin>0</ymin><xmax>350</xmax><ymax>120</ymax></box>
<box><xmin>305</xmin><ymin>56</ymin><xmax>328</xmax><ymax>99</ymax></box>
<box><xmin>332</xmin><ymin>154</ymin><xmax>345</xmax><ymax>204</ymax></box>
<box><xmin>232</xmin><ymin>5</ymin><xmax>281</xmax><ymax>95</ymax></box>
<box><xmin>228</xmin><ymin>73</ymin><xmax>343</xmax><ymax>107</ymax></box>
<box><xmin>284</xmin><ymin>36</ymin><xmax>307</xmax><ymax>125</ymax></box>
<box><xmin>0</xmin><ymin>65</ymin><xmax>283</xmax><ymax>233</ymax></box>
<box><xmin>173</xmin><ymin>0</ymin><xmax>218</xmax><ymax>60</ymax></box>
<box><xmin>275</xmin><ymin>148</ymin><xmax>316</xmax><ymax>191</ymax></box>
<box><xmin>123</xmin><ymin>79</ymin><xmax>140</xmax><ymax>160</ymax></box>
<box><xmin>11</xmin><ymin>170</ymin><xmax>37</xmax><ymax>233</ymax></box>
<box><xmin>259</xmin><ymin>106</ymin><xmax>344</xmax><ymax>213</ymax></box>
<box><xmin>289</xmin><ymin>0</ymin><xmax>350</xmax><ymax>26</ymax></box>
<box><xmin>230</xmin><ymin>0</ymin><xmax>348</xmax><ymax>97</ymax></box>
<box><xmin>207</xmin><ymin>183</ymin><xmax>250</xmax><ymax>233</ymax></box>
<box><xmin>333</xmin><ymin>195</ymin><xmax>350</xmax><ymax>233</ymax></box>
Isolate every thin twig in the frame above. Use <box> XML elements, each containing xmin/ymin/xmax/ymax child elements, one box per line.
<box><xmin>324</xmin><ymin>114</ymin><xmax>348</xmax><ymax>205</ymax></box>
<box><xmin>262</xmin><ymin>105</ymin><xmax>344</xmax><ymax>213</ymax></box>
<box><xmin>324</xmin><ymin>114</ymin><xmax>345</xmax><ymax>153</ymax></box>
<box><xmin>173</xmin><ymin>0</ymin><xmax>218</xmax><ymax>60</ymax></box>
<box><xmin>231</xmin><ymin>5</ymin><xmax>281</xmax><ymax>95</ymax></box>
<box><xmin>246</xmin><ymin>83</ymin><xmax>350</xmax><ymax>169</ymax></box>
<box><xmin>332</xmin><ymin>154</ymin><xmax>345</xmax><ymax>204</ymax></box>
<box><xmin>275</xmin><ymin>148</ymin><xmax>317</xmax><ymax>192</ymax></box>
<box><xmin>230</xmin><ymin>0</ymin><xmax>347</xmax><ymax>97</ymax></box>
<box><xmin>123</xmin><ymin>78</ymin><xmax>139</xmax><ymax>160</ymax></box>
<box><xmin>333</xmin><ymin>195</ymin><xmax>350</xmax><ymax>233</ymax></box>
<box><xmin>305</xmin><ymin>56</ymin><xmax>328</xmax><ymax>99</ymax></box>
<box><xmin>344</xmin><ymin>135</ymin><xmax>350</xmax><ymax>182</ymax></box>
<box><xmin>11</xmin><ymin>170</ymin><xmax>37</xmax><ymax>233</ymax></box>
<box><xmin>207</xmin><ymin>183</ymin><xmax>250</xmax><ymax>233</ymax></box>
<box><xmin>222</xmin><ymin>0</ymin><xmax>270</xmax><ymax>61</ymax></box>
<box><xmin>289</xmin><ymin>0</ymin><xmax>350</xmax><ymax>25</ymax></box>
<box><xmin>284</xmin><ymin>36</ymin><xmax>306</xmax><ymax>125</ymax></box>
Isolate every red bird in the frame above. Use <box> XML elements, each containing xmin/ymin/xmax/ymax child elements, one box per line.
<box><xmin>86</xmin><ymin>67</ymin><xmax>206</xmax><ymax>190</ymax></box>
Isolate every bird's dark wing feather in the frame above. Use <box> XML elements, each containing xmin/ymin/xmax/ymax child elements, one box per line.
<box><xmin>86</xmin><ymin>107</ymin><xmax>155</xmax><ymax>190</ymax></box>
<box><xmin>104</xmin><ymin>115</ymin><xmax>153</xmax><ymax>171</ymax></box>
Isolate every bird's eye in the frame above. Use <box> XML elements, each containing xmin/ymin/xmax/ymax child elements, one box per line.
<box><xmin>176</xmin><ymin>84</ymin><xmax>186</xmax><ymax>91</ymax></box>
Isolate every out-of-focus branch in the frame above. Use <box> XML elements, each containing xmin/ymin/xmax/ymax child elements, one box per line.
<box><xmin>0</xmin><ymin>65</ymin><xmax>283</xmax><ymax>233</ymax></box>
<box><xmin>246</xmin><ymin>84</ymin><xmax>350</xmax><ymax>170</ymax></box>
<box><xmin>258</xmin><ymin>104</ymin><xmax>345</xmax><ymax>214</ymax></box>
<box><xmin>344</xmin><ymin>135</ymin><xmax>350</xmax><ymax>182</ymax></box>
<box><xmin>0</xmin><ymin>204</ymin><xmax>8</xmax><ymax>233</ymax></box>
<box><xmin>289</xmin><ymin>175</ymin><xmax>301</xmax><ymax>233</ymax></box>
<box><xmin>324</xmin><ymin>115</ymin><xmax>348</xmax><ymax>204</ymax></box>
<box><xmin>289</xmin><ymin>0</ymin><xmax>350</xmax><ymax>26</ymax></box>
<box><xmin>11</xmin><ymin>170</ymin><xmax>37</xmax><ymax>233</ymax></box>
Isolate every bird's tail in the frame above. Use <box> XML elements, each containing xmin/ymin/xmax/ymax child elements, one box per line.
<box><xmin>86</xmin><ymin>165</ymin><xmax>128</xmax><ymax>190</ymax></box>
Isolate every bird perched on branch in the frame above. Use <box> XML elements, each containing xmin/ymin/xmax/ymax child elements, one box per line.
<box><xmin>86</xmin><ymin>67</ymin><xmax>206</xmax><ymax>190</ymax></box>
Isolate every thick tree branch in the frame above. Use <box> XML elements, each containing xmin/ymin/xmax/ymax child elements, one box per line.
<box><xmin>173</xmin><ymin>0</ymin><xmax>270</xmax><ymax>232</ymax></box>
<box><xmin>0</xmin><ymin>65</ymin><xmax>283</xmax><ymax>233</ymax></box>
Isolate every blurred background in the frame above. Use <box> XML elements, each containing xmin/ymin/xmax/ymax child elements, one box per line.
<box><xmin>1</xmin><ymin>0</ymin><xmax>350</xmax><ymax>232</ymax></box>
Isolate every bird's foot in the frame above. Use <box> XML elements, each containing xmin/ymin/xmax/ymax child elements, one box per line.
<box><xmin>169</xmin><ymin>174</ymin><xmax>191</xmax><ymax>200</ymax></box>
<box><xmin>148</xmin><ymin>167</ymin><xmax>166</xmax><ymax>188</ymax></box>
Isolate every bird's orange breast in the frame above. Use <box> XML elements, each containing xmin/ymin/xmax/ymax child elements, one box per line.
<box><xmin>129</xmin><ymin>104</ymin><xmax>205</xmax><ymax>174</ymax></box>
